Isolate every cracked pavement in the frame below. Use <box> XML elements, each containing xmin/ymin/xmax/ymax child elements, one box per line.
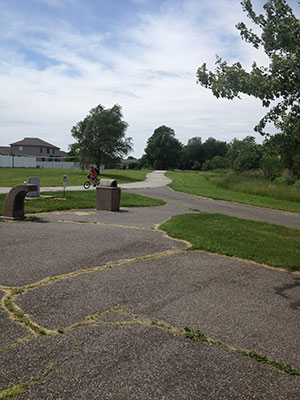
<box><xmin>1</xmin><ymin>174</ymin><xmax>300</xmax><ymax>399</ymax></box>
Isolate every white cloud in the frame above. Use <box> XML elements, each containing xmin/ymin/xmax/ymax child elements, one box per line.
<box><xmin>0</xmin><ymin>0</ymin><xmax>280</xmax><ymax>157</ymax></box>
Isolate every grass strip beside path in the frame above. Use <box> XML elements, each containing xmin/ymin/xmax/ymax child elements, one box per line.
<box><xmin>0</xmin><ymin>168</ymin><xmax>151</xmax><ymax>187</ymax></box>
<box><xmin>167</xmin><ymin>171</ymin><xmax>300</xmax><ymax>213</ymax></box>
<box><xmin>160</xmin><ymin>212</ymin><xmax>300</xmax><ymax>271</ymax></box>
<box><xmin>0</xmin><ymin>191</ymin><xmax>165</xmax><ymax>215</ymax></box>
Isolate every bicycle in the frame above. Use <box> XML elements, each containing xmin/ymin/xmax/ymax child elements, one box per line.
<box><xmin>83</xmin><ymin>176</ymin><xmax>100</xmax><ymax>189</ymax></box>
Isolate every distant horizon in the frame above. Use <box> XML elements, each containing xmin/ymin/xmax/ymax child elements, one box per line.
<box><xmin>1</xmin><ymin>0</ymin><xmax>299</xmax><ymax>157</ymax></box>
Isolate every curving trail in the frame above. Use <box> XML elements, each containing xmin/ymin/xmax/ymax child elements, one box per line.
<box><xmin>0</xmin><ymin>171</ymin><xmax>300</xmax><ymax>399</ymax></box>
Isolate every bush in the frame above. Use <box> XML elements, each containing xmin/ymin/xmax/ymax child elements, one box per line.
<box><xmin>292</xmin><ymin>180</ymin><xmax>300</xmax><ymax>190</ymax></box>
<box><xmin>260</xmin><ymin>155</ymin><xmax>283</xmax><ymax>180</ymax></box>
<box><xmin>201</xmin><ymin>160</ymin><xmax>212</xmax><ymax>171</ymax></box>
<box><xmin>191</xmin><ymin>160</ymin><xmax>201</xmax><ymax>170</ymax></box>
<box><xmin>210</xmin><ymin>155</ymin><xmax>227</xmax><ymax>170</ymax></box>
<box><xmin>274</xmin><ymin>176</ymin><xmax>287</xmax><ymax>185</ymax></box>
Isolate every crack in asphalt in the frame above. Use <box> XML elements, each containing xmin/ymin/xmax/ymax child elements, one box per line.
<box><xmin>1</xmin><ymin>218</ymin><xmax>300</xmax><ymax>399</ymax></box>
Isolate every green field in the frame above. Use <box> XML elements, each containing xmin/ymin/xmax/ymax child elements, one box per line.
<box><xmin>167</xmin><ymin>170</ymin><xmax>300</xmax><ymax>213</ymax></box>
<box><xmin>0</xmin><ymin>168</ymin><xmax>150</xmax><ymax>187</ymax></box>
<box><xmin>160</xmin><ymin>212</ymin><xmax>300</xmax><ymax>272</ymax></box>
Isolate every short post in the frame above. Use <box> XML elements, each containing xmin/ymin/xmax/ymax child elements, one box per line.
<box><xmin>96</xmin><ymin>179</ymin><xmax>120</xmax><ymax>211</ymax></box>
<box><xmin>1</xmin><ymin>184</ymin><xmax>38</xmax><ymax>220</ymax></box>
<box><xmin>63</xmin><ymin>175</ymin><xmax>67</xmax><ymax>197</ymax></box>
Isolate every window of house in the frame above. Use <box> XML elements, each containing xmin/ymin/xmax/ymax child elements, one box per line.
<box><xmin>47</xmin><ymin>148</ymin><xmax>50</xmax><ymax>154</ymax></box>
<box><xmin>52</xmin><ymin>148</ymin><xmax>55</xmax><ymax>155</ymax></box>
<box><xmin>18</xmin><ymin>146</ymin><xmax>23</xmax><ymax>151</ymax></box>
<box><xmin>40</xmin><ymin>147</ymin><xmax>43</xmax><ymax>153</ymax></box>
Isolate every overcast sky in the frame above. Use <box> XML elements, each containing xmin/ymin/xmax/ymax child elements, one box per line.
<box><xmin>1</xmin><ymin>0</ymin><xmax>299</xmax><ymax>157</ymax></box>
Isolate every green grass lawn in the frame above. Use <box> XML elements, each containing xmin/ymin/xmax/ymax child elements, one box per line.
<box><xmin>167</xmin><ymin>170</ymin><xmax>300</xmax><ymax>213</ymax></box>
<box><xmin>0</xmin><ymin>191</ymin><xmax>165</xmax><ymax>215</ymax></box>
<box><xmin>160</xmin><ymin>212</ymin><xmax>300</xmax><ymax>271</ymax></box>
<box><xmin>0</xmin><ymin>168</ymin><xmax>150</xmax><ymax>187</ymax></box>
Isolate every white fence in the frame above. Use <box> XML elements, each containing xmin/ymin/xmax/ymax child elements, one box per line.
<box><xmin>0</xmin><ymin>155</ymin><xmax>80</xmax><ymax>169</ymax></box>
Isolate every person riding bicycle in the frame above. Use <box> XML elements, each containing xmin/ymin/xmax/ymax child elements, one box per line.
<box><xmin>88</xmin><ymin>165</ymin><xmax>99</xmax><ymax>187</ymax></box>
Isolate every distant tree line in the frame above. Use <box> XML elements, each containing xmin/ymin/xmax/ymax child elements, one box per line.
<box><xmin>139</xmin><ymin>124</ymin><xmax>299</xmax><ymax>182</ymax></box>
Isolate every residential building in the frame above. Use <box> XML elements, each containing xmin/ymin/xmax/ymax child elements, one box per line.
<box><xmin>9</xmin><ymin>138</ymin><xmax>67</xmax><ymax>161</ymax></box>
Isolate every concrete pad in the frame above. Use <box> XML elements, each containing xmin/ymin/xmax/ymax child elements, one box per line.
<box><xmin>0</xmin><ymin>220</ymin><xmax>186</xmax><ymax>287</ymax></box>
<box><xmin>31</xmin><ymin>205</ymin><xmax>193</xmax><ymax>229</ymax></box>
<box><xmin>1</xmin><ymin>326</ymin><xmax>299</xmax><ymax>399</ymax></box>
<box><xmin>16</xmin><ymin>251</ymin><xmax>300</xmax><ymax>372</ymax></box>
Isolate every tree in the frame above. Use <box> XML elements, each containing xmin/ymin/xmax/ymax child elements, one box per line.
<box><xmin>197</xmin><ymin>0</ymin><xmax>300</xmax><ymax>175</ymax></box>
<box><xmin>70</xmin><ymin>104</ymin><xmax>133</xmax><ymax>170</ymax></box>
<box><xmin>144</xmin><ymin>125</ymin><xmax>183</xmax><ymax>169</ymax></box>
<box><xmin>202</xmin><ymin>137</ymin><xmax>228</xmax><ymax>162</ymax></box>
<box><xmin>181</xmin><ymin>137</ymin><xmax>205</xmax><ymax>169</ymax></box>
<box><xmin>226</xmin><ymin>136</ymin><xmax>262</xmax><ymax>172</ymax></box>
<box><xmin>260</xmin><ymin>135</ymin><xmax>284</xmax><ymax>179</ymax></box>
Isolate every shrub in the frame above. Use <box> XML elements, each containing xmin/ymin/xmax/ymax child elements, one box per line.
<box><xmin>201</xmin><ymin>160</ymin><xmax>212</xmax><ymax>171</ymax></box>
<box><xmin>261</xmin><ymin>155</ymin><xmax>283</xmax><ymax>180</ymax></box>
<box><xmin>191</xmin><ymin>160</ymin><xmax>201</xmax><ymax>170</ymax></box>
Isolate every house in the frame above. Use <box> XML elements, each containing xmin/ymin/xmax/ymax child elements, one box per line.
<box><xmin>0</xmin><ymin>146</ymin><xmax>11</xmax><ymax>155</ymax></box>
<box><xmin>120</xmin><ymin>157</ymin><xmax>140</xmax><ymax>169</ymax></box>
<box><xmin>9</xmin><ymin>138</ymin><xmax>67</xmax><ymax>162</ymax></box>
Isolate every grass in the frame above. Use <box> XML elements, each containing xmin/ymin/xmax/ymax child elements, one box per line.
<box><xmin>160</xmin><ymin>212</ymin><xmax>300</xmax><ymax>271</ymax></box>
<box><xmin>167</xmin><ymin>170</ymin><xmax>300</xmax><ymax>213</ymax></box>
<box><xmin>208</xmin><ymin>171</ymin><xmax>300</xmax><ymax>203</ymax></box>
<box><xmin>0</xmin><ymin>167</ymin><xmax>150</xmax><ymax>187</ymax></box>
<box><xmin>0</xmin><ymin>190</ymin><xmax>165</xmax><ymax>215</ymax></box>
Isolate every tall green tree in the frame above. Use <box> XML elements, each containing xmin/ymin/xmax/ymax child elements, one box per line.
<box><xmin>70</xmin><ymin>104</ymin><xmax>133</xmax><ymax>170</ymax></box>
<box><xmin>197</xmin><ymin>0</ymin><xmax>300</xmax><ymax>176</ymax></box>
<box><xmin>144</xmin><ymin>125</ymin><xmax>183</xmax><ymax>169</ymax></box>
<box><xmin>181</xmin><ymin>137</ymin><xmax>205</xmax><ymax>169</ymax></box>
<box><xmin>226</xmin><ymin>136</ymin><xmax>262</xmax><ymax>172</ymax></box>
<box><xmin>202</xmin><ymin>137</ymin><xmax>228</xmax><ymax>161</ymax></box>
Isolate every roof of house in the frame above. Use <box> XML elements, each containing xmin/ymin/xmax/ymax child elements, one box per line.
<box><xmin>10</xmin><ymin>138</ymin><xmax>60</xmax><ymax>149</ymax></box>
<box><xmin>123</xmin><ymin>157</ymin><xmax>138</xmax><ymax>162</ymax></box>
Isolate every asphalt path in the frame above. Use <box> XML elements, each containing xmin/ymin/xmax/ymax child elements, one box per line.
<box><xmin>1</xmin><ymin>171</ymin><xmax>300</xmax><ymax>399</ymax></box>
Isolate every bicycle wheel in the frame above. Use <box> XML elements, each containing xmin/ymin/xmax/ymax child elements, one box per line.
<box><xmin>83</xmin><ymin>181</ymin><xmax>91</xmax><ymax>189</ymax></box>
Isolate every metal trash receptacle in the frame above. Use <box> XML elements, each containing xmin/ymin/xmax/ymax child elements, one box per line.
<box><xmin>96</xmin><ymin>179</ymin><xmax>120</xmax><ymax>211</ymax></box>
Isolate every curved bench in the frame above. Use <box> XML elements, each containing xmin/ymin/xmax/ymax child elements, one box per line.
<box><xmin>1</xmin><ymin>184</ymin><xmax>38</xmax><ymax>220</ymax></box>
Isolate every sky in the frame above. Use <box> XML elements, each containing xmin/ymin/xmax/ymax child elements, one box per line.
<box><xmin>1</xmin><ymin>0</ymin><xmax>299</xmax><ymax>158</ymax></box>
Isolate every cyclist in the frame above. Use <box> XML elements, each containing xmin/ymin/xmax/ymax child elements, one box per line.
<box><xmin>88</xmin><ymin>165</ymin><xmax>99</xmax><ymax>187</ymax></box>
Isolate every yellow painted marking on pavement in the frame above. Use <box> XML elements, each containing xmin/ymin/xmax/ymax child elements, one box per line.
<box><xmin>56</xmin><ymin>219</ymin><xmax>154</xmax><ymax>231</ymax></box>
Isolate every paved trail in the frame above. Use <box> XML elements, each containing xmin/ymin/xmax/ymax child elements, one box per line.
<box><xmin>0</xmin><ymin>171</ymin><xmax>299</xmax><ymax>399</ymax></box>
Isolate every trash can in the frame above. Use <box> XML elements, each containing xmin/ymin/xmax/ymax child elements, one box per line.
<box><xmin>96</xmin><ymin>179</ymin><xmax>120</xmax><ymax>211</ymax></box>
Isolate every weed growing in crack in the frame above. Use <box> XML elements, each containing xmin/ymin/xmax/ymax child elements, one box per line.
<box><xmin>0</xmin><ymin>363</ymin><xmax>55</xmax><ymax>399</ymax></box>
<box><xmin>183</xmin><ymin>327</ymin><xmax>300</xmax><ymax>376</ymax></box>
<box><xmin>184</xmin><ymin>327</ymin><xmax>208</xmax><ymax>342</ymax></box>
<box><xmin>238</xmin><ymin>350</ymin><xmax>300</xmax><ymax>376</ymax></box>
